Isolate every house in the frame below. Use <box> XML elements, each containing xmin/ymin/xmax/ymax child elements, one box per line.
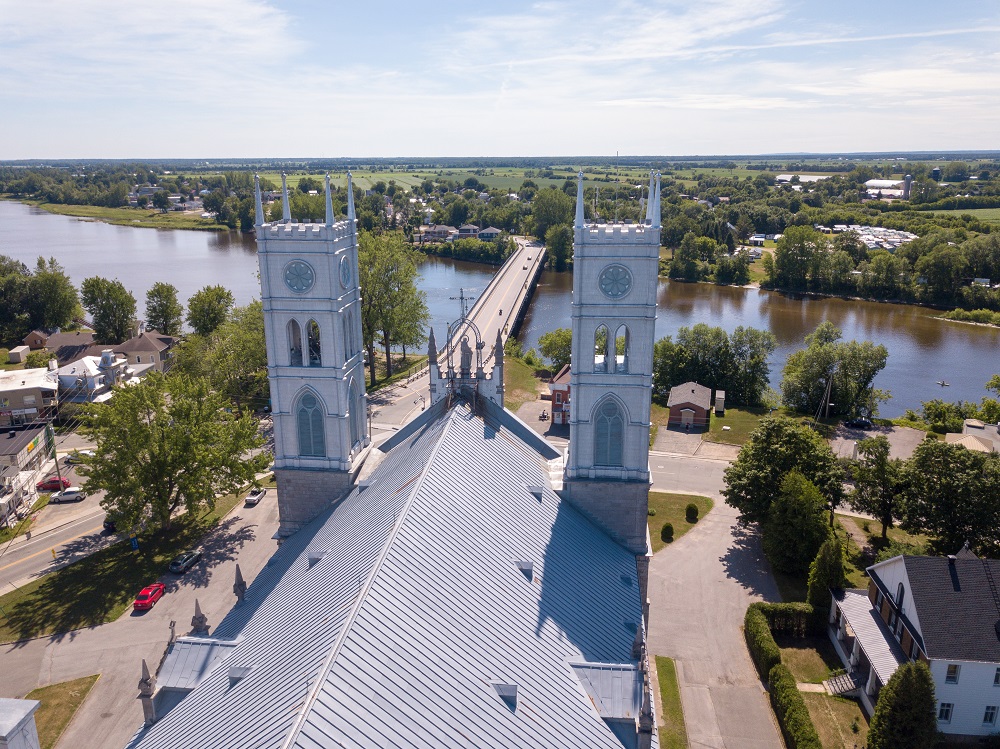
<box><xmin>944</xmin><ymin>433</ymin><xmax>994</xmax><ymax>453</ymax></box>
<box><xmin>749</xmin><ymin>235</ymin><xmax>766</xmax><ymax>247</ymax></box>
<box><xmin>112</xmin><ymin>331</ymin><xmax>179</xmax><ymax>373</ymax></box>
<box><xmin>21</xmin><ymin>329</ymin><xmax>97</xmax><ymax>366</ymax></box>
<box><xmin>667</xmin><ymin>382</ymin><xmax>711</xmax><ymax>429</ymax></box>
<box><xmin>477</xmin><ymin>226</ymin><xmax>502</xmax><ymax>241</ymax></box>
<box><xmin>829</xmin><ymin>550</ymin><xmax>1000</xmax><ymax>738</ymax></box>
<box><xmin>458</xmin><ymin>223</ymin><xmax>480</xmax><ymax>238</ymax></box>
<box><xmin>419</xmin><ymin>224</ymin><xmax>457</xmax><ymax>241</ymax></box>
<box><xmin>0</xmin><ymin>367</ymin><xmax>59</xmax><ymax>428</ymax></box>
<box><xmin>548</xmin><ymin>364</ymin><xmax>571</xmax><ymax>424</ymax></box>
<box><xmin>962</xmin><ymin>419</ymin><xmax>1000</xmax><ymax>452</ymax></box>
<box><xmin>55</xmin><ymin>349</ymin><xmax>135</xmax><ymax>403</ymax></box>
<box><xmin>0</xmin><ymin>426</ymin><xmax>50</xmax><ymax>527</ymax></box>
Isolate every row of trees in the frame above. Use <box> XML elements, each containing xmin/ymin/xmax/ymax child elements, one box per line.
<box><xmin>0</xmin><ymin>256</ymin><xmax>80</xmax><ymax>342</ymax></box>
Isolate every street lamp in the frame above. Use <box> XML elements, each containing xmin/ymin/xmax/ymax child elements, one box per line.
<box><xmin>414</xmin><ymin>396</ymin><xmax>426</xmax><ymax>411</ymax></box>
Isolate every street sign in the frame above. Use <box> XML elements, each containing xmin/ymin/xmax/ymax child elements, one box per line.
<box><xmin>130</xmin><ymin>535</ymin><xmax>139</xmax><ymax>551</ymax></box>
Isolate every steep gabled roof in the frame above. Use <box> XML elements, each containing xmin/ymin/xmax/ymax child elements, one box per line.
<box><xmin>130</xmin><ymin>402</ymin><xmax>649</xmax><ymax>749</ymax></box>
<box><xmin>666</xmin><ymin>382</ymin><xmax>711</xmax><ymax>410</ymax></box>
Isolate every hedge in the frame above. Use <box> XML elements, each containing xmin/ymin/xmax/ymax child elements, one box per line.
<box><xmin>768</xmin><ymin>664</ymin><xmax>822</xmax><ymax>749</ymax></box>
<box><xmin>749</xmin><ymin>601</ymin><xmax>813</xmax><ymax>638</ymax></box>
<box><xmin>744</xmin><ymin>606</ymin><xmax>781</xmax><ymax>680</ymax></box>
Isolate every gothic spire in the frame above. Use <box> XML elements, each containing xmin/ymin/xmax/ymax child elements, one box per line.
<box><xmin>347</xmin><ymin>171</ymin><xmax>356</xmax><ymax>225</ymax></box>
<box><xmin>324</xmin><ymin>173</ymin><xmax>333</xmax><ymax>226</ymax></box>
<box><xmin>651</xmin><ymin>172</ymin><xmax>661</xmax><ymax>229</ymax></box>
<box><xmin>495</xmin><ymin>329</ymin><xmax>504</xmax><ymax>366</ymax></box>
<box><xmin>281</xmin><ymin>172</ymin><xmax>291</xmax><ymax>223</ymax></box>
<box><xmin>254</xmin><ymin>174</ymin><xmax>264</xmax><ymax>227</ymax></box>
<box><xmin>574</xmin><ymin>171</ymin><xmax>585</xmax><ymax>228</ymax></box>
<box><xmin>428</xmin><ymin>327</ymin><xmax>438</xmax><ymax>364</ymax></box>
<box><xmin>644</xmin><ymin>170</ymin><xmax>655</xmax><ymax>223</ymax></box>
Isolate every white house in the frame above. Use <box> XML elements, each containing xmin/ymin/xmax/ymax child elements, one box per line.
<box><xmin>829</xmin><ymin>549</ymin><xmax>1000</xmax><ymax>739</ymax></box>
<box><xmin>55</xmin><ymin>349</ymin><xmax>135</xmax><ymax>403</ymax></box>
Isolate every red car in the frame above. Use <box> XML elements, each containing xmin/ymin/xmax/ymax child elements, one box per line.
<box><xmin>133</xmin><ymin>583</ymin><xmax>166</xmax><ymax>611</ymax></box>
<box><xmin>36</xmin><ymin>476</ymin><xmax>71</xmax><ymax>492</ymax></box>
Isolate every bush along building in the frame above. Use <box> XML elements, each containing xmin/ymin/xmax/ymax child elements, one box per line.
<box><xmin>125</xmin><ymin>172</ymin><xmax>664</xmax><ymax>749</ymax></box>
<box><xmin>829</xmin><ymin>545</ymin><xmax>1000</xmax><ymax>740</ymax></box>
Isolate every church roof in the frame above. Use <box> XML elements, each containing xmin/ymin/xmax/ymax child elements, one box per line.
<box><xmin>129</xmin><ymin>401</ymin><xmax>651</xmax><ymax>749</ymax></box>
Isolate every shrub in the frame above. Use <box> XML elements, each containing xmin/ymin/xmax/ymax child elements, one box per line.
<box><xmin>685</xmin><ymin>503</ymin><xmax>699</xmax><ymax>522</ymax></box>
<box><xmin>744</xmin><ymin>606</ymin><xmax>781</xmax><ymax>679</ymax></box>
<box><xmin>751</xmin><ymin>601</ymin><xmax>814</xmax><ymax>638</ymax></box>
<box><xmin>648</xmin><ymin>508</ymin><xmax>656</xmax><ymax>516</ymax></box>
<box><xmin>768</xmin><ymin>664</ymin><xmax>822</xmax><ymax>749</ymax></box>
<box><xmin>660</xmin><ymin>522</ymin><xmax>674</xmax><ymax>543</ymax></box>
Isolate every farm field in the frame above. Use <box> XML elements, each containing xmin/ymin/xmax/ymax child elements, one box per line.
<box><xmin>933</xmin><ymin>207</ymin><xmax>1000</xmax><ymax>223</ymax></box>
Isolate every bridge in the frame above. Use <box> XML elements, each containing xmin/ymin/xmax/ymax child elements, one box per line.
<box><xmin>370</xmin><ymin>238</ymin><xmax>546</xmax><ymax>427</ymax></box>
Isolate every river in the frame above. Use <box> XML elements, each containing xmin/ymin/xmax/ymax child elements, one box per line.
<box><xmin>3</xmin><ymin>200</ymin><xmax>997</xmax><ymax>417</ymax></box>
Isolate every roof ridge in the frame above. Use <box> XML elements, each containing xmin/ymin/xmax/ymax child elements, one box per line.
<box><xmin>279</xmin><ymin>410</ymin><xmax>460</xmax><ymax>749</ymax></box>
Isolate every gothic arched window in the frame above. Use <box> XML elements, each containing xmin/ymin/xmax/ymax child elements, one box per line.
<box><xmin>594</xmin><ymin>398</ymin><xmax>624</xmax><ymax>467</ymax></box>
<box><xmin>594</xmin><ymin>325</ymin><xmax>609</xmax><ymax>373</ymax></box>
<box><xmin>288</xmin><ymin>319</ymin><xmax>303</xmax><ymax>367</ymax></box>
<box><xmin>308</xmin><ymin>319</ymin><xmax>322</xmax><ymax>366</ymax></box>
<box><xmin>348</xmin><ymin>378</ymin><xmax>363</xmax><ymax>448</ymax></box>
<box><xmin>296</xmin><ymin>391</ymin><xmax>325</xmax><ymax>457</ymax></box>
<box><xmin>615</xmin><ymin>324</ymin><xmax>630</xmax><ymax>373</ymax></box>
<box><xmin>896</xmin><ymin>582</ymin><xmax>905</xmax><ymax>609</ymax></box>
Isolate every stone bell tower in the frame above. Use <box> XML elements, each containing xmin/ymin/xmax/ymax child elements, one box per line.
<box><xmin>256</xmin><ymin>173</ymin><xmax>369</xmax><ymax>537</ymax></box>
<box><xmin>562</xmin><ymin>171</ymin><xmax>661</xmax><ymax>555</ymax></box>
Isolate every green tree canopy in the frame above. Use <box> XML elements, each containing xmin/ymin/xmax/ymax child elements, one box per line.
<box><xmin>531</xmin><ymin>187</ymin><xmax>574</xmax><ymax>238</ymax></box>
<box><xmin>187</xmin><ymin>285</ymin><xmax>235</xmax><ymax>337</ymax></box>
<box><xmin>152</xmin><ymin>190</ymin><xmax>170</xmax><ymax>212</ymax></box>
<box><xmin>867</xmin><ymin>661</ymin><xmax>937</xmax><ymax>749</ymax></box>
<box><xmin>723</xmin><ymin>416</ymin><xmax>845</xmax><ymax>524</ymax></box>
<box><xmin>806</xmin><ymin>538</ymin><xmax>846</xmax><ymax>614</ymax></box>
<box><xmin>200</xmin><ymin>301</ymin><xmax>268</xmax><ymax>413</ymax></box>
<box><xmin>78</xmin><ymin>373</ymin><xmax>268</xmax><ymax>531</ymax></box>
<box><xmin>144</xmin><ymin>281</ymin><xmax>183</xmax><ymax>336</ymax></box>
<box><xmin>849</xmin><ymin>435</ymin><xmax>905</xmax><ymax>539</ymax></box>
<box><xmin>80</xmin><ymin>276</ymin><xmax>137</xmax><ymax>344</ymax></box>
<box><xmin>29</xmin><ymin>257</ymin><xmax>80</xmax><ymax>331</ymax></box>
<box><xmin>762</xmin><ymin>470</ymin><xmax>832</xmax><ymax>575</ymax></box>
<box><xmin>538</xmin><ymin>328</ymin><xmax>572</xmax><ymax>371</ymax></box>
<box><xmin>544</xmin><ymin>224</ymin><xmax>573</xmax><ymax>272</ymax></box>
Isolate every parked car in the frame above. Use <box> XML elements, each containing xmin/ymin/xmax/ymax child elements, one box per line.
<box><xmin>36</xmin><ymin>476</ymin><xmax>70</xmax><ymax>492</ymax></box>
<box><xmin>169</xmin><ymin>550</ymin><xmax>202</xmax><ymax>574</ymax></box>
<box><xmin>846</xmin><ymin>417</ymin><xmax>874</xmax><ymax>430</ymax></box>
<box><xmin>245</xmin><ymin>488</ymin><xmax>266</xmax><ymax>506</ymax></box>
<box><xmin>132</xmin><ymin>583</ymin><xmax>166</xmax><ymax>610</ymax></box>
<box><xmin>64</xmin><ymin>449</ymin><xmax>96</xmax><ymax>465</ymax></box>
<box><xmin>49</xmin><ymin>487</ymin><xmax>86</xmax><ymax>503</ymax></box>
<box><xmin>103</xmin><ymin>518</ymin><xmax>117</xmax><ymax>533</ymax></box>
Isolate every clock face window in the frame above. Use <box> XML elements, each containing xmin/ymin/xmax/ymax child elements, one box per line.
<box><xmin>284</xmin><ymin>260</ymin><xmax>315</xmax><ymax>293</ymax></box>
<box><xmin>599</xmin><ymin>264</ymin><xmax>633</xmax><ymax>299</ymax></box>
<box><xmin>339</xmin><ymin>255</ymin><xmax>352</xmax><ymax>289</ymax></box>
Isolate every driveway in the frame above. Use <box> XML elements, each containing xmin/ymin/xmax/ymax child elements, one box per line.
<box><xmin>0</xmin><ymin>495</ymin><xmax>281</xmax><ymax>749</ymax></box>
<box><xmin>829</xmin><ymin>423</ymin><xmax>925</xmax><ymax>460</ymax></box>
<box><xmin>647</xmin><ymin>462</ymin><xmax>783</xmax><ymax>749</ymax></box>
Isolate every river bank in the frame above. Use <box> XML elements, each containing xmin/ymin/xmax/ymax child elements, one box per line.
<box><xmin>4</xmin><ymin>197</ymin><xmax>225</xmax><ymax>231</ymax></box>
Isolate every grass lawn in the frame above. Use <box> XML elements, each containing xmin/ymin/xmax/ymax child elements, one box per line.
<box><xmin>649</xmin><ymin>402</ymin><xmax>671</xmax><ymax>446</ymax></box>
<box><xmin>654</xmin><ymin>655</ymin><xmax>687</xmax><ymax>749</ymax></box>
<box><xmin>25</xmin><ymin>674</ymin><xmax>100</xmax><ymax>749</ymax></box>
<box><xmin>0</xmin><ymin>482</ymin><xmax>262</xmax><ymax>644</ymax></box>
<box><xmin>365</xmin><ymin>354</ymin><xmax>428</xmax><ymax>394</ymax></box>
<box><xmin>775</xmin><ymin>634</ymin><xmax>844</xmax><ymax>684</ymax></box>
<box><xmin>31</xmin><ymin>202</ymin><xmax>225</xmax><ymax>231</ymax></box>
<box><xmin>648</xmin><ymin>492</ymin><xmax>714</xmax><ymax>553</ymax></box>
<box><xmin>504</xmin><ymin>357</ymin><xmax>543</xmax><ymax>412</ymax></box>
<box><xmin>801</xmin><ymin>692</ymin><xmax>868</xmax><ymax>749</ymax></box>
<box><xmin>705</xmin><ymin>406</ymin><xmax>770</xmax><ymax>445</ymax></box>
<box><xmin>932</xmin><ymin>207</ymin><xmax>1000</xmax><ymax>224</ymax></box>
<box><xmin>0</xmin><ymin>494</ymin><xmax>52</xmax><ymax>545</ymax></box>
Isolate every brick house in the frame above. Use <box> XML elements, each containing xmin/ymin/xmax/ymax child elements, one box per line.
<box><xmin>666</xmin><ymin>382</ymin><xmax>711</xmax><ymax>429</ymax></box>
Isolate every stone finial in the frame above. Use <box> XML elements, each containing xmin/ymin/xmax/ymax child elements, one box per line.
<box><xmin>281</xmin><ymin>173</ymin><xmax>291</xmax><ymax>223</ymax></box>
<box><xmin>347</xmin><ymin>171</ymin><xmax>356</xmax><ymax>224</ymax></box>
<box><xmin>234</xmin><ymin>563</ymin><xmax>247</xmax><ymax>604</ymax></box>
<box><xmin>574</xmin><ymin>171</ymin><xmax>585</xmax><ymax>228</ymax></box>
<box><xmin>631</xmin><ymin>620</ymin><xmax>644</xmax><ymax>660</ymax></box>
<box><xmin>139</xmin><ymin>658</ymin><xmax>157</xmax><ymax>725</ymax></box>
<box><xmin>324</xmin><ymin>173</ymin><xmax>333</xmax><ymax>227</ymax></box>
<box><xmin>494</xmin><ymin>329</ymin><xmax>503</xmax><ymax>366</ymax></box>
<box><xmin>651</xmin><ymin>173</ymin><xmax>662</xmax><ymax>230</ymax></box>
<box><xmin>254</xmin><ymin>174</ymin><xmax>264</xmax><ymax>227</ymax></box>
<box><xmin>428</xmin><ymin>327</ymin><xmax>437</xmax><ymax>364</ymax></box>
<box><xmin>191</xmin><ymin>598</ymin><xmax>210</xmax><ymax>635</ymax></box>
<box><xmin>645</xmin><ymin>170</ymin><xmax>655</xmax><ymax>223</ymax></box>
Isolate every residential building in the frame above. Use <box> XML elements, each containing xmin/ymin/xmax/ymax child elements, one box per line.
<box><xmin>962</xmin><ymin>419</ymin><xmax>1000</xmax><ymax>452</ymax></box>
<box><xmin>0</xmin><ymin>367</ymin><xmax>58</xmax><ymax>428</ymax></box>
<box><xmin>55</xmin><ymin>349</ymin><xmax>134</xmax><ymax>404</ymax></box>
<box><xmin>458</xmin><ymin>223</ymin><xmax>480</xmax><ymax>238</ymax></box>
<box><xmin>0</xmin><ymin>426</ymin><xmax>49</xmax><ymax>527</ymax></box>
<box><xmin>109</xmin><ymin>331</ymin><xmax>179</xmax><ymax>373</ymax></box>
<box><xmin>666</xmin><ymin>382</ymin><xmax>711</xmax><ymax>429</ymax></box>
<box><xmin>829</xmin><ymin>550</ymin><xmax>1000</xmax><ymax>739</ymax></box>
<box><xmin>548</xmin><ymin>363</ymin><xmax>570</xmax><ymax>424</ymax></box>
<box><xmin>477</xmin><ymin>226</ymin><xmax>502</xmax><ymax>241</ymax></box>
<box><xmin>21</xmin><ymin>329</ymin><xmax>96</xmax><ymax>365</ymax></box>
<box><xmin>419</xmin><ymin>224</ymin><xmax>457</xmax><ymax>241</ymax></box>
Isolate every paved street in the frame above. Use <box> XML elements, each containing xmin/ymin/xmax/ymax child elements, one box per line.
<box><xmin>0</xmin><ymin>491</ymin><xmax>281</xmax><ymax>749</ymax></box>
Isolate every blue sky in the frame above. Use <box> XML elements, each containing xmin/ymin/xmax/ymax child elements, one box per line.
<box><xmin>2</xmin><ymin>0</ymin><xmax>998</xmax><ymax>158</ymax></box>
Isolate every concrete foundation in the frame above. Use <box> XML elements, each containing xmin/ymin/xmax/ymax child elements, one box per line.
<box><xmin>561</xmin><ymin>478</ymin><xmax>650</xmax><ymax>555</ymax></box>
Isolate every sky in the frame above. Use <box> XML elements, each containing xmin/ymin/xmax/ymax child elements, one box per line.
<box><xmin>2</xmin><ymin>0</ymin><xmax>999</xmax><ymax>159</ymax></box>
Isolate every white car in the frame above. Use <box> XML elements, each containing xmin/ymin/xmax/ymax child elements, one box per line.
<box><xmin>65</xmin><ymin>449</ymin><xmax>95</xmax><ymax>465</ymax></box>
<box><xmin>50</xmin><ymin>487</ymin><xmax>86</xmax><ymax>503</ymax></box>
<box><xmin>245</xmin><ymin>488</ymin><xmax>267</xmax><ymax>506</ymax></box>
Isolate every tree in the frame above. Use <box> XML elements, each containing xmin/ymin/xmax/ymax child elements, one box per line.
<box><xmin>901</xmin><ymin>438</ymin><xmax>1000</xmax><ymax>555</ymax></box>
<box><xmin>538</xmin><ymin>328</ymin><xmax>572</xmax><ymax>371</ymax></box>
<box><xmin>544</xmin><ymin>224</ymin><xmax>572</xmax><ymax>272</ymax></box>
<box><xmin>850</xmin><ymin>436</ymin><xmax>904</xmax><ymax>539</ymax></box>
<box><xmin>24</xmin><ymin>350</ymin><xmax>53</xmax><ymax>369</ymax></box>
<box><xmin>915</xmin><ymin>245</ymin><xmax>967</xmax><ymax>304</ymax></box>
<box><xmin>29</xmin><ymin>257</ymin><xmax>79</xmax><ymax>330</ymax></box>
<box><xmin>80</xmin><ymin>276</ymin><xmax>137</xmax><ymax>344</ymax></box>
<box><xmin>0</xmin><ymin>256</ymin><xmax>32</xmax><ymax>341</ymax></box>
<box><xmin>78</xmin><ymin>373</ymin><xmax>268</xmax><ymax>531</ymax></box>
<box><xmin>531</xmin><ymin>187</ymin><xmax>574</xmax><ymax>238</ymax></box>
<box><xmin>727</xmin><ymin>326</ymin><xmax>777</xmax><ymax>406</ymax></box>
<box><xmin>668</xmin><ymin>232</ymin><xmax>704</xmax><ymax>281</ymax></box>
<box><xmin>867</xmin><ymin>661</ymin><xmax>937</xmax><ymax>749</ymax></box>
<box><xmin>144</xmin><ymin>282</ymin><xmax>183</xmax><ymax>336</ymax></box>
<box><xmin>186</xmin><ymin>285</ymin><xmax>234</xmax><ymax>336</ymax></box>
<box><xmin>762</xmin><ymin>471</ymin><xmax>831</xmax><ymax>575</ymax></box>
<box><xmin>772</xmin><ymin>225</ymin><xmax>823</xmax><ymax>289</ymax></box>
<box><xmin>197</xmin><ymin>301</ymin><xmax>269</xmax><ymax>413</ymax></box>
<box><xmin>152</xmin><ymin>190</ymin><xmax>171</xmax><ymax>212</ymax></box>
<box><xmin>806</xmin><ymin>538</ymin><xmax>846</xmax><ymax>617</ymax></box>
<box><xmin>723</xmin><ymin>416</ymin><xmax>845</xmax><ymax>524</ymax></box>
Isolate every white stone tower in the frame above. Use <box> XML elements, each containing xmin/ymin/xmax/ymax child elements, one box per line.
<box><xmin>562</xmin><ymin>171</ymin><xmax>661</xmax><ymax>554</ymax></box>
<box><xmin>256</xmin><ymin>173</ymin><xmax>369</xmax><ymax>537</ymax></box>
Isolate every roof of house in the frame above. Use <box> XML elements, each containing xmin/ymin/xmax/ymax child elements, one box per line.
<box><xmin>0</xmin><ymin>427</ymin><xmax>47</xmax><ymax>458</ymax></box>
<box><xmin>666</xmin><ymin>382</ymin><xmax>712</xmax><ymax>410</ymax></box>
<box><xmin>129</xmin><ymin>401</ymin><xmax>649</xmax><ymax>749</ymax></box>
<box><xmin>0</xmin><ymin>368</ymin><xmax>58</xmax><ymax>394</ymax></box>
<box><xmin>116</xmin><ymin>331</ymin><xmax>178</xmax><ymax>354</ymax></box>
<box><xmin>479</xmin><ymin>226</ymin><xmax>502</xmax><ymax>233</ymax></box>
<box><xmin>550</xmin><ymin>364</ymin><xmax>571</xmax><ymax>386</ymax></box>
<box><xmin>871</xmin><ymin>556</ymin><xmax>1000</xmax><ymax>663</ymax></box>
<box><xmin>834</xmin><ymin>589</ymin><xmax>906</xmax><ymax>685</ymax></box>
<box><xmin>944</xmin><ymin>433</ymin><xmax>994</xmax><ymax>452</ymax></box>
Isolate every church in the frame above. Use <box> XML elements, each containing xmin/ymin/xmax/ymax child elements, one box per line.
<box><xmin>126</xmin><ymin>171</ymin><xmax>664</xmax><ymax>749</ymax></box>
